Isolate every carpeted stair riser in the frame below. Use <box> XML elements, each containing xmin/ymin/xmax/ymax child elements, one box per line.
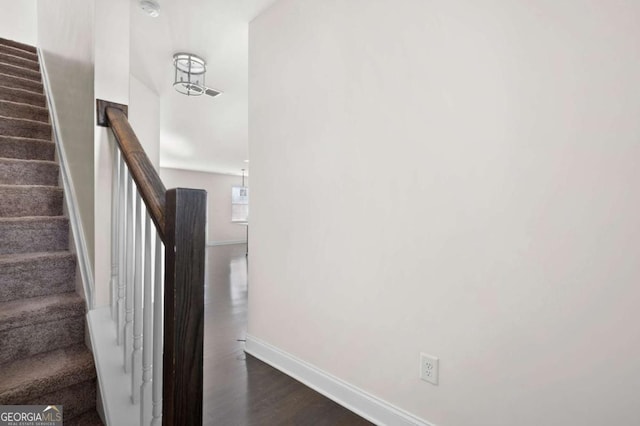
<box><xmin>0</xmin><ymin>293</ymin><xmax>85</xmax><ymax>364</ymax></box>
<box><xmin>0</xmin><ymin>38</ymin><xmax>37</xmax><ymax>54</ymax></box>
<box><xmin>0</xmin><ymin>252</ymin><xmax>75</xmax><ymax>302</ymax></box>
<box><xmin>0</xmin><ymin>293</ymin><xmax>84</xmax><ymax>331</ymax></box>
<box><xmin>0</xmin><ymin>217</ymin><xmax>69</xmax><ymax>254</ymax></box>
<box><xmin>0</xmin><ymin>136</ymin><xmax>54</xmax><ymax>161</ymax></box>
<box><xmin>0</xmin><ymin>53</ymin><xmax>39</xmax><ymax>72</ymax></box>
<box><xmin>27</xmin><ymin>379</ymin><xmax>96</xmax><ymax>421</ymax></box>
<box><xmin>0</xmin><ymin>73</ymin><xmax>43</xmax><ymax>93</ymax></box>
<box><xmin>0</xmin><ymin>117</ymin><xmax>51</xmax><ymax>139</ymax></box>
<box><xmin>0</xmin><ymin>100</ymin><xmax>48</xmax><ymax>123</ymax></box>
<box><xmin>0</xmin><ymin>185</ymin><xmax>63</xmax><ymax>217</ymax></box>
<box><xmin>65</xmin><ymin>408</ymin><xmax>103</xmax><ymax>426</ymax></box>
<box><xmin>0</xmin><ymin>316</ymin><xmax>84</xmax><ymax>364</ymax></box>
<box><xmin>0</xmin><ymin>86</ymin><xmax>46</xmax><ymax>108</ymax></box>
<box><xmin>0</xmin><ymin>45</ymin><xmax>38</xmax><ymax>63</ymax></box>
<box><xmin>0</xmin><ymin>345</ymin><xmax>95</xmax><ymax>404</ymax></box>
<box><xmin>0</xmin><ymin>62</ymin><xmax>40</xmax><ymax>83</ymax></box>
<box><xmin>0</xmin><ymin>158</ymin><xmax>58</xmax><ymax>185</ymax></box>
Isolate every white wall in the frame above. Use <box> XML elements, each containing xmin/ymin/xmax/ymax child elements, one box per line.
<box><xmin>160</xmin><ymin>168</ymin><xmax>247</xmax><ymax>244</ymax></box>
<box><xmin>0</xmin><ymin>0</ymin><xmax>37</xmax><ymax>46</ymax></box>
<box><xmin>93</xmin><ymin>0</ymin><xmax>130</xmax><ymax>307</ymax></box>
<box><xmin>248</xmin><ymin>1</ymin><xmax>640</xmax><ymax>425</ymax></box>
<box><xmin>129</xmin><ymin>75</ymin><xmax>160</xmax><ymax>169</ymax></box>
<box><xmin>37</xmin><ymin>0</ymin><xmax>95</xmax><ymax>281</ymax></box>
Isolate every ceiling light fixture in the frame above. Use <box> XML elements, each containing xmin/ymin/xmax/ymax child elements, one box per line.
<box><xmin>139</xmin><ymin>0</ymin><xmax>160</xmax><ymax>17</ymax></box>
<box><xmin>173</xmin><ymin>53</ymin><xmax>223</xmax><ymax>98</ymax></box>
<box><xmin>173</xmin><ymin>53</ymin><xmax>206</xmax><ymax>96</ymax></box>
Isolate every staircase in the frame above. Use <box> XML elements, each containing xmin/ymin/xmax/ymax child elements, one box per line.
<box><xmin>0</xmin><ymin>38</ymin><xmax>102</xmax><ymax>425</ymax></box>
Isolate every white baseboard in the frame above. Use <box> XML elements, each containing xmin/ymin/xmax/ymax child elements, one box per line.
<box><xmin>38</xmin><ymin>48</ymin><xmax>95</xmax><ymax>309</ymax></box>
<box><xmin>245</xmin><ymin>335</ymin><xmax>434</xmax><ymax>426</ymax></box>
<box><xmin>207</xmin><ymin>239</ymin><xmax>247</xmax><ymax>246</ymax></box>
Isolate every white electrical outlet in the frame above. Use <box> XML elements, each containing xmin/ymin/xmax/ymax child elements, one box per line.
<box><xmin>420</xmin><ymin>353</ymin><xmax>439</xmax><ymax>385</ymax></box>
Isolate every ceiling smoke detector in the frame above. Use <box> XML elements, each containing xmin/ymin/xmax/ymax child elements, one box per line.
<box><xmin>173</xmin><ymin>53</ymin><xmax>223</xmax><ymax>98</ymax></box>
<box><xmin>139</xmin><ymin>0</ymin><xmax>160</xmax><ymax>18</ymax></box>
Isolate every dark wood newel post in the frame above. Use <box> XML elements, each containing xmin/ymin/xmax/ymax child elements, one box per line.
<box><xmin>163</xmin><ymin>188</ymin><xmax>207</xmax><ymax>426</ymax></box>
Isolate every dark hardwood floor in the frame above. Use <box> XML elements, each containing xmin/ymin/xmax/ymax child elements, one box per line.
<box><xmin>203</xmin><ymin>244</ymin><xmax>372</xmax><ymax>426</ymax></box>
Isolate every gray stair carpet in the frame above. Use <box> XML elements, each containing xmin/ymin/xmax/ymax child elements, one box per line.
<box><xmin>0</xmin><ymin>38</ymin><xmax>101</xmax><ymax>424</ymax></box>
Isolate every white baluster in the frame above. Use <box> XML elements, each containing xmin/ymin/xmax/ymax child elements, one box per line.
<box><xmin>110</xmin><ymin>147</ymin><xmax>120</xmax><ymax>320</ymax></box>
<box><xmin>132</xmin><ymin>192</ymin><xmax>144</xmax><ymax>403</ymax></box>
<box><xmin>117</xmin><ymin>163</ymin><xmax>127</xmax><ymax>345</ymax></box>
<box><xmin>151</xmin><ymin>233</ymin><xmax>163</xmax><ymax>426</ymax></box>
<box><xmin>124</xmin><ymin>176</ymin><xmax>135</xmax><ymax>373</ymax></box>
<box><xmin>141</xmin><ymin>213</ymin><xmax>153</xmax><ymax>425</ymax></box>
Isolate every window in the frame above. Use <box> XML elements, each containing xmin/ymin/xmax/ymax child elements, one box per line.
<box><xmin>231</xmin><ymin>186</ymin><xmax>249</xmax><ymax>222</ymax></box>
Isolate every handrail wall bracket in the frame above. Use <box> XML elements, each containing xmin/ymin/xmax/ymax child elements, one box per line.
<box><xmin>97</xmin><ymin>99</ymin><xmax>129</xmax><ymax>127</ymax></box>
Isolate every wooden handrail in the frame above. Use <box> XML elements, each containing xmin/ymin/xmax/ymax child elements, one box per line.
<box><xmin>105</xmin><ymin>105</ymin><xmax>167</xmax><ymax>239</ymax></box>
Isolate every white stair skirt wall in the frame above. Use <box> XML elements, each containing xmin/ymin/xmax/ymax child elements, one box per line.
<box><xmin>38</xmin><ymin>48</ymin><xmax>95</xmax><ymax>309</ymax></box>
<box><xmin>88</xmin><ymin>307</ymin><xmax>140</xmax><ymax>426</ymax></box>
<box><xmin>245</xmin><ymin>335</ymin><xmax>435</xmax><ymax>426</ymax></box>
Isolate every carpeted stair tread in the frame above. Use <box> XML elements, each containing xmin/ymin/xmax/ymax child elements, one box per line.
<box><xmin>0</xmin><ymin>293</ymin><xmax>85</xmax><ymax>364</ymax></box>
<box><xmin>0</xmin><ymin>73</ymin><xmax>43</xmax><ymax>93</ymax></box>
<box><xmin>0</xmin><ymin>44</ymin><xmax>38</xmax><ymax>63</ymax></box>
<box><xmin>0</xmin><ymin>157</ymin><xmax>58</xmax><ymax>185</ymax></box>
<box><xmin>0</xmin><ymin>216</ymin><xmax>69</xmax><ymax>254</ymax></box>
<box><xmin>64</xmin><ymin>408</ymin><xmax>104</xmax><ymax>425</ymax></box>
<box><xmin>0</xmin><ymin>100</ymin><xmax>48</xmax><ymax>123</ymax></box>
<box><xmin>0</xmin><ymin>53</ymin><xmax>39</xmax><ymax>72</ymax></box>
<box><xmin>0</xmin><ymin>85</ymin><xmax>46</xmax><ymax>108</ymax></box>
<box><xmin>0</xmin><ymin>185</ymin><xmax>63</xmax><ymax>217</ymax></box>
<box><xmin>0</xmin><ymin>135</ymin><xmax>54</xmax><ymax>160</ymax></box>
<box><xmin>0</xmin><ymin>38</ymin><xmax>37</xmax><ymax>55</ymax></box>
<box><xmin>0</xmin><ymin>251</ymin><xmax>75</xmax><ymax>302</ymax></box>
<box><xmin>0</xmin><ymin>344</ymin><xmax>95</xmax><ymax>404</ymax></box>
<box><xmin>0</xmin><ymin>62</ymin><xmax>40</xmax><ymax>83</ymax></box>
<box><xmin>0</xmin><ymin>292</ymin><xmax>84</xmax><ymax>332</ymax></box>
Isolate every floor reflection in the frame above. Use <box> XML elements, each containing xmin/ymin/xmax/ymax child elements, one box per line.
<box><xmin>202</xmin><ymin>244</ymin><xmax>372</xmax><ymax>426</ymax></box>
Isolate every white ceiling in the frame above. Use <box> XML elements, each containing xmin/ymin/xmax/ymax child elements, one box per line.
<box><xmin>130</xmin><ymin>0</ymin><xmax>277</xmax><ymax>175</ymax></box>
